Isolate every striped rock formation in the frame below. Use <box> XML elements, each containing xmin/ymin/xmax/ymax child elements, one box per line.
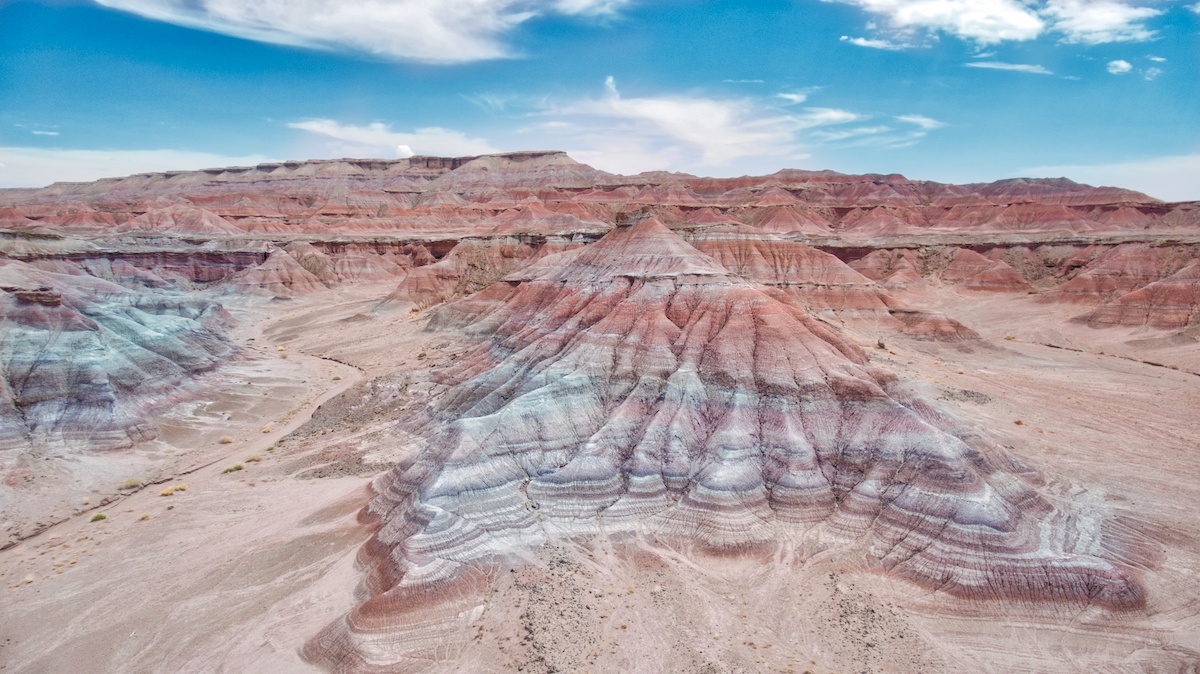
<box><xmin>307</xmin><ymin>218</ymin><xmax>1146</xmax><ymax>671</ymax></box>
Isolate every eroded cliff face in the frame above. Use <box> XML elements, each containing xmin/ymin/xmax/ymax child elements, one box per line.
<box><xmin>0</xmin><ymin>258</ymin><xmax>234</xmax><ymax>452</ymax></box>
<box><xmin>1</xmin><ymin>151</ymin><xmax>1197</xmax><ymax>672</ymax></box>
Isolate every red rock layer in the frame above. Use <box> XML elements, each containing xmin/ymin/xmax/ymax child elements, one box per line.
<box><xmin>940</xmin><ymin>248</ymin><xmax>1033</xmax><ymax>293</ymax></box>
<box><xmin>1080</xmin><ymin>259</ymin><xmax>1200</xmax><ymax>328</ymax></box>
<box><xmin>1049</xmin><ymin>245</ymin><xmax>1197</xmax><ymax>304</ymax></box>
<box><xmin>3</xmin><ymin>152</ymin><xmax>1194</xmax><ymax>239</ymax></box>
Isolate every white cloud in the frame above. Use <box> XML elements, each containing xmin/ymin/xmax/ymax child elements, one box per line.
<box><xmin>0</xmin><ymin>147</ymin><xmax>273</xmax><ymax>188</ymax></box>
<box><xmin>776</xmin><ymin>92</ymin><xmax>811</xmax><ymax>105</ymax></box>
<box><xmin>895</xmin><ymin>114</ymin><xmax>946</xmax><ymax>130</ymax></box>
<box><xmin>1143</xmin><ymin>67</ymin><xmax>1162</xmax><ymax>80</ymax></box>
<box><xmin>527</xmin><ymin>78</ymin><xmax>949</xmax><ymax>173</ymax></box>
<box><xmin>1107</xmin><ymin>59</ymin><xmax>1134</xmax><ymax>74</ymax></box>
<box><xmin>94</xmin><ymin>0</ymin><xmax>627</xmax><ymax>63</ymax></box>
<box><xmin>839</xmin><ymin>35</ymin><xmax>905</xmax><ymax>49</ymax></box>
<box><xmin>286</xmin><ymin>119</ymin><xmax>499</xmax><ymax>157</ymax></box>
<box><xmin>1022</xmin><ymin>154</ymin><xmax>1200</xmax><ymax>202</ymax></box>
<box><xmin>722</xmin><ymin>79</ymin><xmax>765</xmax><ymax>83</ymax></box>
<box><xmin>548</xmin><ymin>77</ymin><xmax>844</xmax><ymax>168</ymax></box>
<box><xmin>1043</xmin><ymin>0</ymin><xmax>1159</xmax><ymax>44</ymax></box>
<box><xmin>1147</xmin><ymin>55</ymin><xmax>1166</xmax><ymax>62</ymax></box>
<box><xmin>793</xmin><ymin>108</ymin><xmax>863</xmax><ymax>128</ymax></box>
<box><xmin>831</xmin><ymin>0</ymin><xmax>1163</xmax><ymax>46</ymax></box>
<box><xmin>1192</xmin><ymin>2</ymin><xmax>1200</xmax><ymax>13</ymax></box>
<box><xmin>530</xmin><ymin>78</ymin><xmax>917</xmax><ymax>174</ymax></box>
<box><xmin>828</xmin><ymin>0</ymin><xmax>1044</xmax><ymax>44</ymax></box>
<box><xmin>31</xmin><ymin>130</ymin><xmax>60</xmax><ymax>136</ymax></box>
<box><xmin>964</xmin><ymin>61</ymin><xmax>1053</xmax><ymax>74</ymax></box>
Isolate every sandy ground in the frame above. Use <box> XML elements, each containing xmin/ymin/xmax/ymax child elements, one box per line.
<box><xmin>2</xmin><ymin>281</ymin><xmax>1199</xmax><ymax>673</ymax></box>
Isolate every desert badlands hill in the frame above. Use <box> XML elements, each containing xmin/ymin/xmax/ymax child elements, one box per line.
<box><xmin>1</xmin><ymin>151</ymin><xmax>1199</xmax><ymax>673</ymax></box>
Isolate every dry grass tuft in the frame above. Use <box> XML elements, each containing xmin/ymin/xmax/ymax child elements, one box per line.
<box><xmin>139</xmin><ymin>514</ymin><xmax>151</xmax><ymax>521</ymax></box>
<box><xmin>244</xmin><ymin>455</ymin><xmax>262</xmax><ymax>463</ymax></box>
<box><xmin>159</xmin><ymin>483</ymin><xmax>188</xmax><ymax>496</ymax></box>
<box><xmin>218</xmin><ymin>435</ymin><xmax>234</xmax><ymax>444</ymax></box>
<box><xmin>332</xmin><ymin>375</ymin><xmax>342</xmax><ymax>381</ymax></box>
<box><xmin>89</xmin><ymin>513</ymin><xmax>106</xmax><ymax>522</ymax></box>
<box><xmin>118</xmin><ymin>477</ymin><xmax>143</xmax><ymax>491</ymax></box>
<box><xmin>222</xmin><ymin>464</ymin><xmax>244</xmax><ymax>474</ymax></box>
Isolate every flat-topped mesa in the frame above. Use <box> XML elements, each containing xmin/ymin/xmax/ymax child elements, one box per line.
<box><xmin>307</xmin><ymin>217</ymin><xmax>1147</xmax><ymax>672</ymax></box>
<box><xmin>4</xmin><ymin>151</ymin><xmax>1193</xmax><ymax>241</ymax></box>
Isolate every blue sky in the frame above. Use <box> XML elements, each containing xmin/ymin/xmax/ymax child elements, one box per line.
<box><xmin>1</xmin><ymin>0</ymin><xmax>1197</xmax><ymax>199</ymax></box>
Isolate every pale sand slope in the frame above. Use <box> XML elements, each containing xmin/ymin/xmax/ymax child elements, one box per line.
<box><xmin>2</xmin><ymin>282</ymin><xmax>1199</xmax><ymax>673</ymax></box>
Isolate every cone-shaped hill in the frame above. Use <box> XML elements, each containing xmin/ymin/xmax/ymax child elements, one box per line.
<box><xmin>308</xmin><ymin>217</ymin><xmax>1148</xmax><ymax>671</ymax></box>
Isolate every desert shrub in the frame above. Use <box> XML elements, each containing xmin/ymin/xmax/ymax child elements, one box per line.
<box><xmin>222</xmin><ymin>464</ymin><xmax>244</xmax><ymax>474</ymax></box>
<box><xmin>219</xmin><ymin>435</ymin><xmax>234</xmax><ymax>444</ymax></box>
<box><xmin>90</xmin><ymin>513</ymin><xmax>106</xmax><ymax>522</ymax></box>
<box><xmin>118</xmin><ymin>477</ymin><xmax>143</xmax><ymax>490</ymax></box>
<box><xmin>245</xmin><ymin>455</ymin><xmax>262</xmax><ymax>463</ymax></box>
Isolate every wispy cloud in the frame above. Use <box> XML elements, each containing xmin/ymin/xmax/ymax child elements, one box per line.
<box><xmin>1143</xmin><ymin>67</ymin><xmax>1162</xmax><ymax>80</ymax></box>
<box><xmin>839</xmin><ymin>35</ymin><xmax>905</xmax><ymax>49</ymax></box>
<box><xmin>965</xmin><ymin>61</ymin><xmax>1053</xmax><ymax>74</ymax></box>
<box><xmin>895</xmin><ymin>114</ymin><xmax>946</xmax><ymax>130</ymax></box>
<box><xmin>1022</xmin><ymin>154</ymin><xmax>1200</xmax><ymax>202</ymax></box>
<box><xmin>31</xmin><ymin>130</ymin><xmax>60</xmax><ymax>136</ymax></box>
<box><xmin>287</xmin><ymin>119</ymin><xmax>498</xmax><ymax>157</ymax></box>
<box><xmin>94</xmin><ymin>0</ymin><xmax>628</xmax><ymax>63</ymax></box>
<box><xmin>1043</xmin><ymin>0</ymin><xmax>1160</xmax><ymax>44</ymax></box>
<box><xmin>1147</xmin><ymin>55</ymin><xmax>1165</xmax><ymax>62</ymax></box>
<box><xmin>525</xmin><ymin>78</ymin><xmax>948</xmax><ymax>174</ymax></box>
<box><xmin>722</xmin><ymin>79</ymin><xmax>765</xmax><ymax>84</ymax></box>
<box><xmin>772</xmin><ymin>92</ymin><xmax>811</xmax><ymax>105</ymax></box>
<box><xmin>545</xmin><ymin>77</ymin><xmax>826</xmax><ymax>168</ymax></box>
<box><xmin>0</xmin><ymin>147</ymin><xmax>273</xmax><ymax>188</ymax></box>
<box><xmin>1107</xmin><ymin>59</ymin><xmax>1133</xmax><ymax>74</ymax></box>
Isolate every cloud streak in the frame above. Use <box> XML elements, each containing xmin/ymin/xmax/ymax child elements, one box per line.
<box><xmin>287</xmin><ymin>119</ymin><xmax>499</xmax><ymax>157</ymax></box>
<box><xmin>94</xmin><ymin>0</ymin><xmax>627</xmax><ymax>63</ymax></box>
<box><xmin>964</xmin><ymin>61</ymin><xmax>1053</xmax><ymax>74</ymax></box>
<box><xmin>839</xmin><ymin>35</ymin><xmax>906</xmax><ymax>49</ymax></box>
<box><xmin>526</xmin><ymin>78</ymin><xmax>944</xmax><ymax>174</ymax></box>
